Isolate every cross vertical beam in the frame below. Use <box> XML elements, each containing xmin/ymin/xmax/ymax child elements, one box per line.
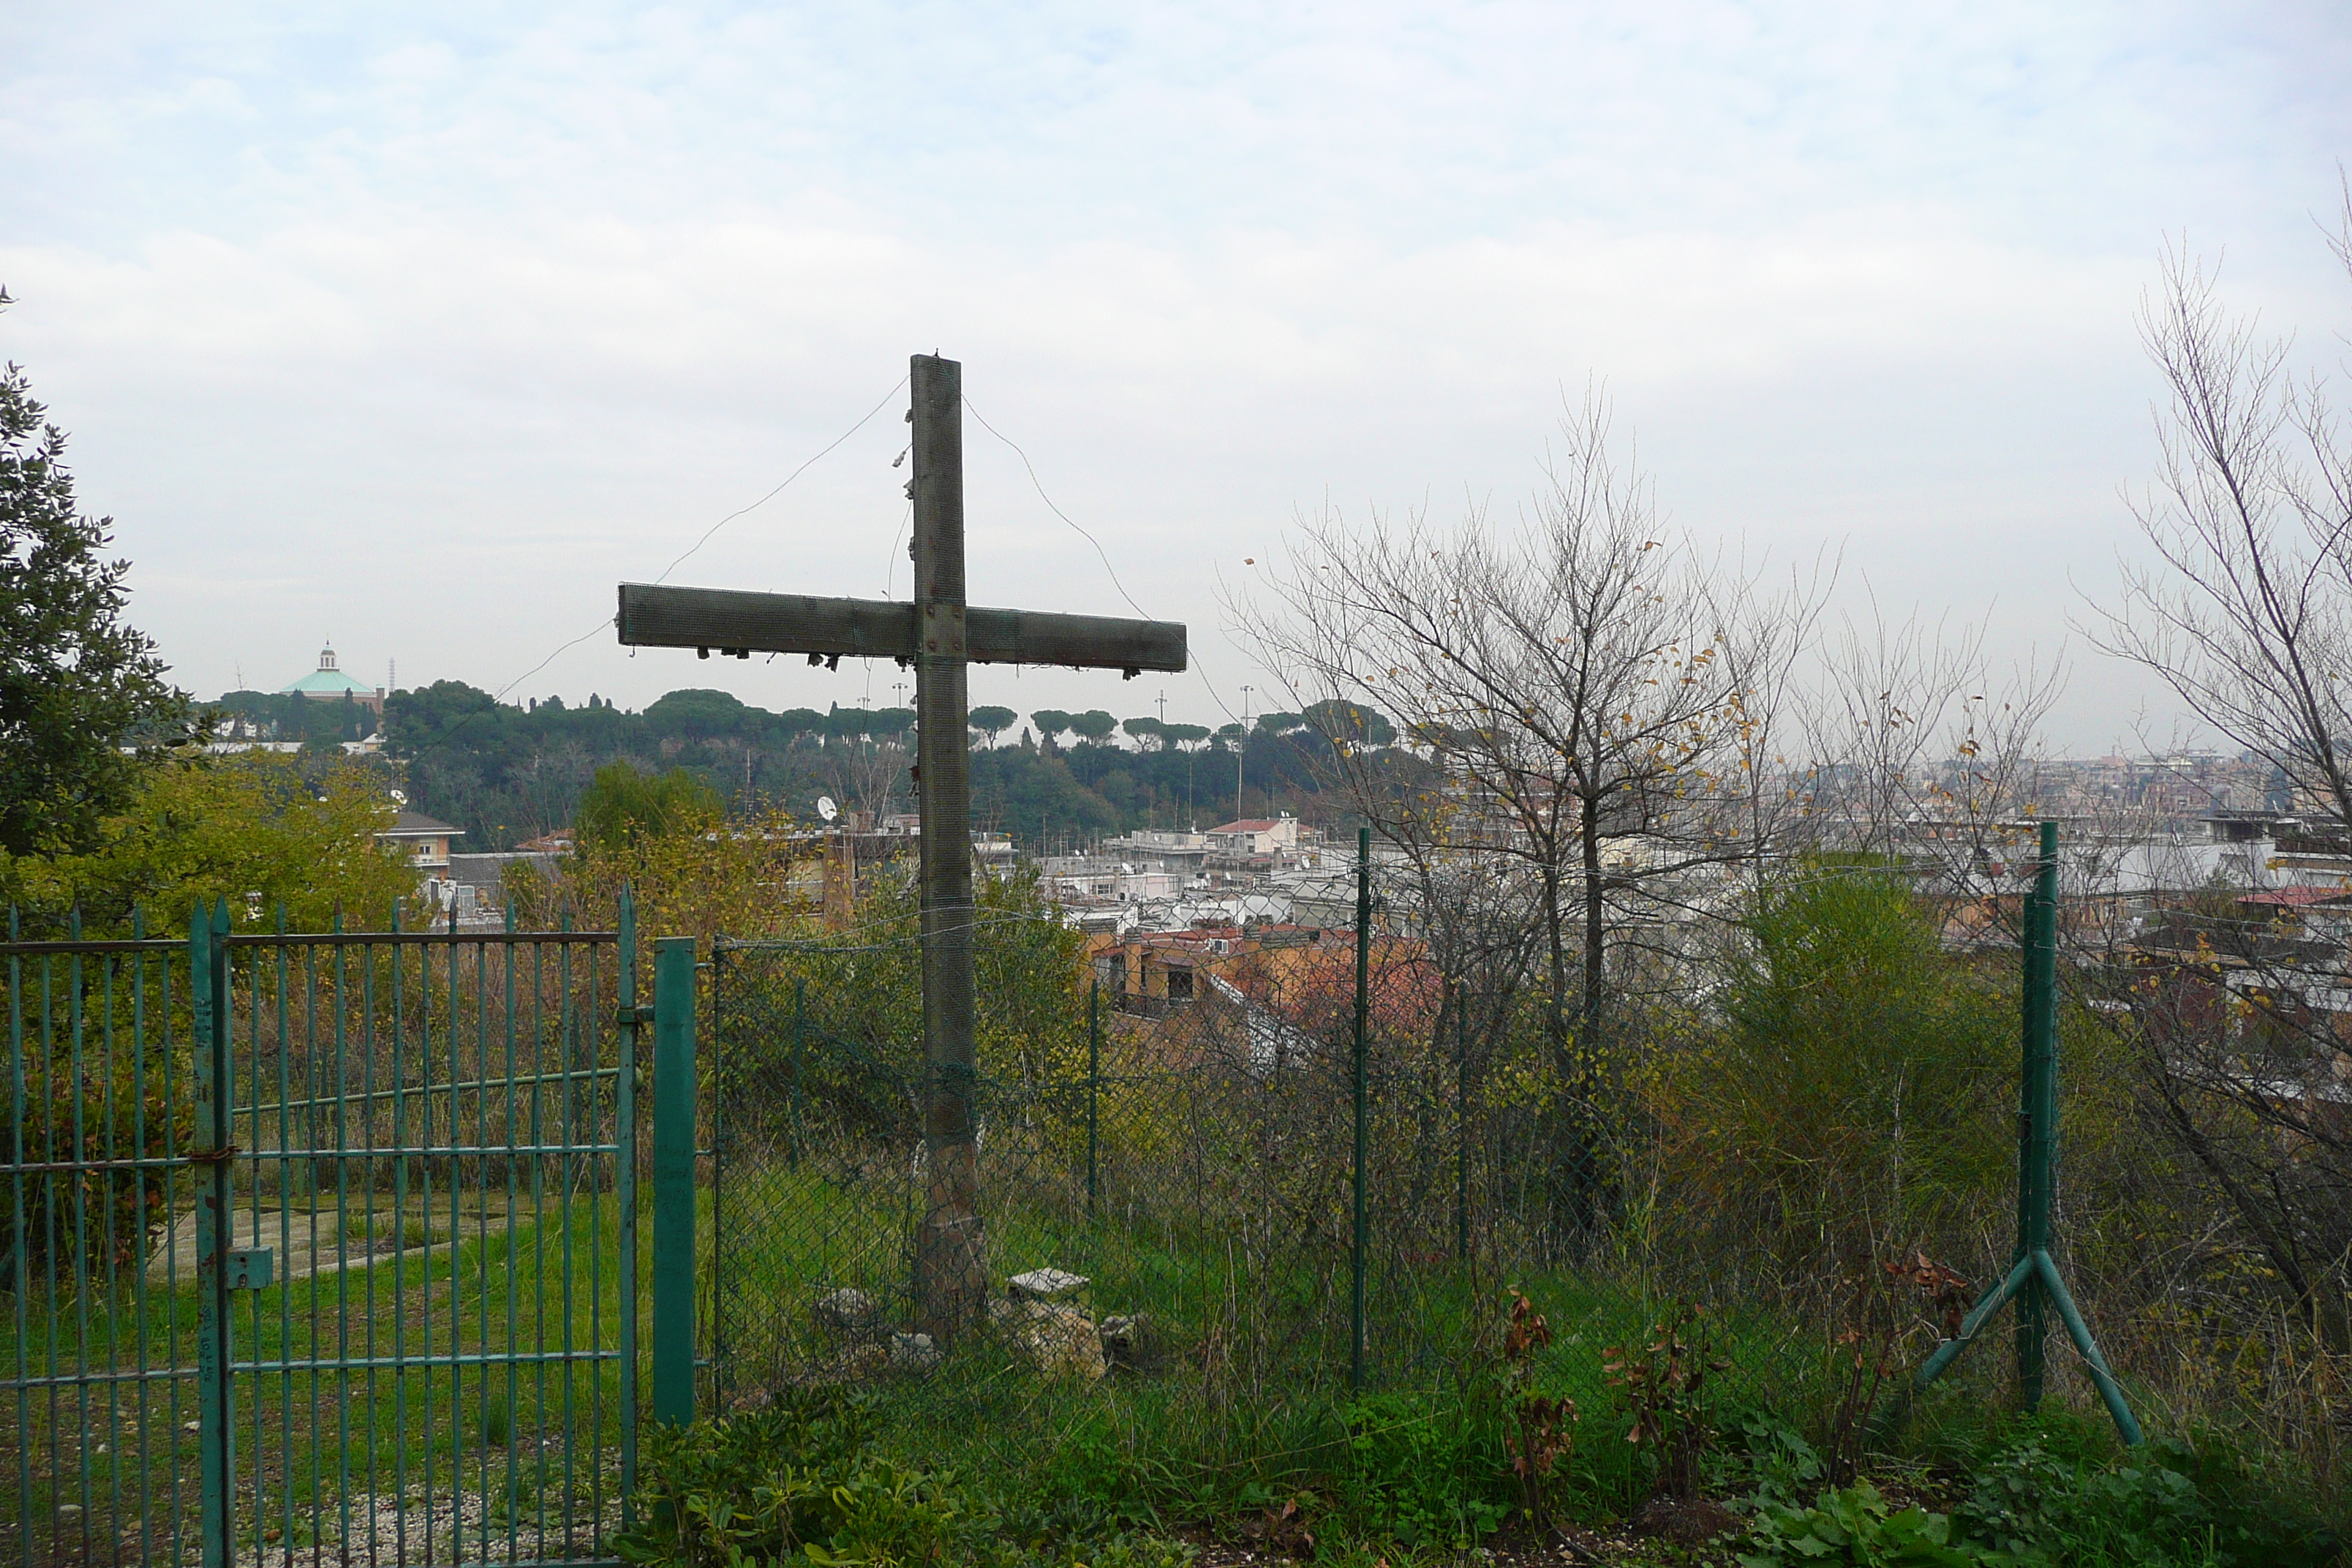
<box><xmin>612</xmin><ymin>352</ymin><xmax>1187</xmax><ymax>1349</ymax></box>
<box><xmin>910</xmin><ymin>354</ymin><xmax>987</xmax><ymax>1340</ymax></box>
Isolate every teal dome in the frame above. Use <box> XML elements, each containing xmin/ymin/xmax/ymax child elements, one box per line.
<box><xmin>282</xmin><ymin>645</ymin><xmax>374</xmax><ymax>696</ymax></box>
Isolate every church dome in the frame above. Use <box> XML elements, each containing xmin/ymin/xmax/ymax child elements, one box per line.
<box><xmin>281</xmin><ymin>643</ymin><xmax>377</xmax><ymax>697</ymax></box>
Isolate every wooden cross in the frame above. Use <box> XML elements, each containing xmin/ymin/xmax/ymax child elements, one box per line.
<box><xmin>616</xmin><ymin>354</ymin><xmax>1186</xmax><ymax>1338</ymax></box>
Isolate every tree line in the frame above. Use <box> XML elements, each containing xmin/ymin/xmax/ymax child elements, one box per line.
<box><xmin>355</xmin><ymin>679</ymin><xmax>1413</xmax><ymax>850</ymax></box>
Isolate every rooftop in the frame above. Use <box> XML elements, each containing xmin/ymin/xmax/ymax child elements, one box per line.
<box><xmin>382</xmin><ymin>811</ymin><xmax>463</xmax><ymax>838</ymax></box>
<box><xmin>2238</xmin><ymin>886</ymin><xmax>2352</xmax><ymax>908</ymax></box>
<box><xmin>281</xmin><ymin>645</ymin><xmax>377</xmax><ymax>697</ymax></box>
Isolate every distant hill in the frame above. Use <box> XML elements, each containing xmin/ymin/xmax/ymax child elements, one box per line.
<box><xmin>203</xmin><ymin>681</ymin><xmax>1414</xmax><ymax>851</ymax></box>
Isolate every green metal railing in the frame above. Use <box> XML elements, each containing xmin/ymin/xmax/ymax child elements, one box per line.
<box><xmin>4</xmin><ymin>895</ymin><xmax>699</xmax><ymax>1567</ymax></box>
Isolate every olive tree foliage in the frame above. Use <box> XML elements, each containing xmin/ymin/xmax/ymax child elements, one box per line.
<box><xmin>0</xmin><ymin>298</ymin><xmax>197</xmax><ymax>862</ymax></box>
<box><xmin>1232</xmin><ymin>391</ymin><xmax>1821</xmax><ymax>1069</ymax></box>
<box><xmin>2078</xmin><ymin>203</ymin><xmax>2352</xmax><ymax>1346</ymax></box>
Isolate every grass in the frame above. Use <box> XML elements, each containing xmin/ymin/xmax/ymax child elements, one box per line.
<box><xmin>705</xmin><ymin>1152</ymin><xmax>1842</xmax><ymax>1550</ymax></box>
<box><xmin>2</xmin><ymin>1177</ymin><xmax>642</xmax><ymax>1566</ymax></box>
<box><xmin>10</xmin><ymin>1150</ymin><xmax>2342</xmax><ymax>1567</ymax></box>
<box><xmin>683</xmin><ymin>1150</ymin><xmax>2345</xmax><ymax>1567</ymax></box>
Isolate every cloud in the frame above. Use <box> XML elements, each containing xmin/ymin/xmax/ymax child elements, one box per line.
<box><xmin>1</xmin><ymin>0</ymin><xmax>2347</xmax><ymax>750</ymax></box>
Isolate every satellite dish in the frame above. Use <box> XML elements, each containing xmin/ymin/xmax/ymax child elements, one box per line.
<box><xmin>816</xmin><ymin>796</ymin><xmax>839</xmax><ymax>823</ymax></box>
<box><xmin>389</xmin><ymin>789</ymin><xmax>408</xmax><ymax>805</ymax></box>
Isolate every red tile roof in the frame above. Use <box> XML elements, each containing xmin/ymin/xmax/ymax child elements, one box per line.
<box><xmin>2239</xmin><ymin>886</ymin><xmax>2352</xmax><ymax>908</ymax></box>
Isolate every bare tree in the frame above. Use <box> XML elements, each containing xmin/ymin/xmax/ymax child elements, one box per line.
<box><xmin>1796</xmin><ymin>595</ymin><xmax>2064</xmax><ymax>888</ymax></box>
<box><xmin>2089</xmin><ymin>215</ymin><xmax>2352</xmax><ymax>834</ymax></box>
<box><xmin>827</xmin><ymin>734</ymin><xmax>908</xmax><ymax>822</ymax></box>
<box><xmin>1233</xmin><ymin>391</ymin><xmax>1808</xmax><ymax>1068</ymax></box>
<box><xmin>1697</xmin><ymin>547</ymin><xmax>1838</xmax><ymax>887</ymax></box>
<box><xmin>2081</xmin><ymin>198</ymin><xmax>2352</xmax><ymax>1346</ymax></box>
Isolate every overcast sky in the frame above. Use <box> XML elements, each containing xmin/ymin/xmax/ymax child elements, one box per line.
<box><xmin>5</xmin><ymin>2</ymin><xmax>2348</xmax><ymax>750</ymax></box>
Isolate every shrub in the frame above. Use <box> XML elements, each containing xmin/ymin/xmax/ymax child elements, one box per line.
<box><xmin>1342</xmin><ymin>1392</ymin><xmax>1510</xmax><ymax>1548</ymax></box>
<box><xmin>1741</xmin><ymin>1481</ymin><xmax>2021</xmax><ymax>1567</ymax></box>
<box><xmin>1645</xmin><ymin>867</ymin><xmax>2019</xmax><ymax>1293</ymax></box>
<box><xmin>618</xmin><ymin>1392</ymin><xmax>1205</xmax><ymax>1568</ymax></box>
<box><xmin>1950</xmin><ymin>1431</ymin><xmax>2342</xmax><ymax>1568</ymax></box>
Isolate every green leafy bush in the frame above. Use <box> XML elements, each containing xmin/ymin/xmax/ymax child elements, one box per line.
<box><xmin>1951</xmin><ymin>1433</ymin><xmax>2341</xmax><ymax>1568</ymax></box>
<box><xmin>804</xmin><ymin>1457</ymin><xmax>986</xmax><ymax>1566</ymax></box>
<box><xmin>1740</xmin><ymin>1481</ymin><xmax>2027</xmax><ymax>1567</ymax></box>
<box><xmin>617</xmin><ymin>1392</ymin><xmax>1202</xmax><ymax>1568</ymax></box>
<box><xmin>1708</xmin><ymin>1411</ymin><xmax>1825</xmax><ymax>1514</ymax></box>
<box><xmin>1342</xmin><ymin>1392</ymin><xmax>1510</xmax><ymax>1548</ymax></box>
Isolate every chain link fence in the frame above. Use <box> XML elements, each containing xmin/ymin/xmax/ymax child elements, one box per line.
<box><xmin>701</xmin><ymin>908</ymin><xmax>1825</xmax><ymax>1451</ymax></box>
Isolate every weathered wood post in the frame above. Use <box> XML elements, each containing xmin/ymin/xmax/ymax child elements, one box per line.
<box><xmin>908</xmin><ymin>353</ymin><xmax>987</xmax><ymax>1341</ymax></box>
<box><xmin>611</xmin><ymin>351</ymin><xmax>1188</xmax><ymax>1351</ymax></box>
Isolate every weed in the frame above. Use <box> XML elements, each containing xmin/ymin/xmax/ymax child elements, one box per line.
<box><xmin>1604</xmin><ymin>1300</ymin><xmax>1727</xmax><ymax>1502</ymax></box>
<box><xmin>1711</xmin><ymin>1411</ymin><xmax>1823</xmax><ymax>1514</ymax></box>
<box><xmin>1822</xmin><ymin>1254</ymin><xmax>1971</xmax><ymax>1487</ymax></box>
<box><xmin>1499</xmin><ymin>1289</ymin><xmax>1575</xmax><ymax>1532</ymax></box>
<box><xmin>1948</xmin><ymin>1431</ymin><xmax>2343</xmax><ymax>1567</ymax></box>
<box><xmin>1235</xmin><ymin>1494</ymin><xmax>1319</xmax><ymax>1559</ymax></box>
<box><xmin>1342</xmin><ymin>1392</ymin><xmax>1508</xmax><ymax>1548</ymax></box>
<box><xmin>1739</xmin><ymin>1481</ymin><xmax>2018</xmax><ymax>1567</ymax></box>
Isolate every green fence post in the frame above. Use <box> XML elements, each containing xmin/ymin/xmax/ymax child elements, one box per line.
<box><xmin>192</xmin><ymin>899</ymin><xmax>233</xmax><ymax>1568</ymax></box>
<box><xmin>708</xmin><ymin>941</ymin><xmax>728</xmax><ymax>1398</ymax></box>
<box><xmin>1912</xmin><ymin>822</ymin><xmax>2141</xmax><ymax>1444</ymax></box>
<box><xmin>650</xmin><ymin>936</ymin><xmax>698</xmax><ymax>1426</ymax></box>
<box><xmin>1087</xmin><ymin>980</ymin><xmax>1100</xmax><ymax>1221</ymax></box>
<box><xmin>2017</xmin><ymin>820</ymin><xmax>2057</xmax><ymax>1409</ymax></box>
<box><xmin>616</xmin><ymin>888</ymin><xmax>639</xmax><ymax>1515</ymax></box>
<box><xmin>8</xmin><ymin>907</ymin><xmax>26</xmax><ymax>1561</ymax></box>
<box><xmin>1351</xmin><ymin>825</ymin><xmax>1371</xmax><ymax>1392</ymax></box>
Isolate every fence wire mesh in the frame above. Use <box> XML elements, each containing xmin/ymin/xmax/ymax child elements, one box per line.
<box><xmin>704</xmin><ymin>913</ymin><xmax>1819</xmax><ymax>1452</ymax></box>
<box><xmin>3</xmin><ymin>915</ymin><xmax>641</xmax><ymax>1568</ymax></box>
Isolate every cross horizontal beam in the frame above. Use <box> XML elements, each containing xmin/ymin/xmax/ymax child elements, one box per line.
<box><xmin>616</xmin><ymin>583</ymin><xmax>1186</xmax><ymax>674</ymax></box>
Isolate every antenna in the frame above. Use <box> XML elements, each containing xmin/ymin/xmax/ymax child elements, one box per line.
<box><xmin>816</xmin><ymin>795</ymin><xmax>840</xmax><ymax>823</ymax></box>
<box><xmin>1237</xmin><ymin>685</ymin><xmax>1252</xmax><ymax>821</ymax></box>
